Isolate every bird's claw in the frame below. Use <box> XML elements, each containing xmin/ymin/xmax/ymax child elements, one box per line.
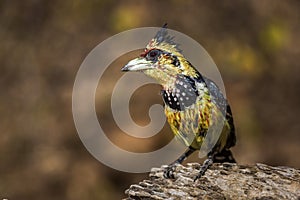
<box><xmin>194</xmin><ymin>157</ymin><xmax>213</xmax><ymax>181</ymax></box>
<box><xmin>193</xmin><ymin>169</ymin><xmax>205</xmax><ymax>181</ymax></box>
<box><xmin>163</xmin><ymin>164</ymin><xmax>177</xmax><ymax>179</ymax></box>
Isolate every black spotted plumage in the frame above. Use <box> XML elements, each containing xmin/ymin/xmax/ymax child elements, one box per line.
<box><xmin>162</xmin><ymin>75</ymin><xmax>200</xmax><ymax>110</ymax></box>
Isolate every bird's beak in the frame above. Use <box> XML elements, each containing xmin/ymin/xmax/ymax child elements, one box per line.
<box><xmin>121</xmin><ymin>57</ymin><xmax>153</xmax><ymax>72</ymax></box>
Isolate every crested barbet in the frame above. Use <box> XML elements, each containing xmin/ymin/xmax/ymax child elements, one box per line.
<box><xmin>121</xmin><ymin>25</ymin><xmax>236</xmax><ymax>180</ymax></box>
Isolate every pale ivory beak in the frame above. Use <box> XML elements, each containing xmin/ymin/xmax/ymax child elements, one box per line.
<box><xmin>121</xmin><ymin>57</ymin><xmax>153</xmax><ymax>72</ymax></box>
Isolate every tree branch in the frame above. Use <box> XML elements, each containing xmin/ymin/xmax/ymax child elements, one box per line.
<box><xmin>124</xmin><ymin>163</ymin><xmax>300</xmax><ymax>200</ymax></box>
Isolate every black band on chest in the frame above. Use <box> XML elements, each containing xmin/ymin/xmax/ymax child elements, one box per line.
<box><xmin>162</xmin><ymin>76</ymin><xmax>199</xmax><ymax>110</ymax></box>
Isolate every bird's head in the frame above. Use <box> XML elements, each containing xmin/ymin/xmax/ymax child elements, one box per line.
<box><xmin>121</xmin><ymin>25</ymin><xmax>201</xmax><ymax>87</ymax></box>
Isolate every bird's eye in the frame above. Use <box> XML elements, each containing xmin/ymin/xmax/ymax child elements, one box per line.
<box><xmin>149</xmin><ymin>50</ymin><xmax>158</xmax><ymax>57</ymax></box>
<box><xmin>146</xmin><ymin>49</ymin><xmax>160</xmax><ymax>61</ymax></box>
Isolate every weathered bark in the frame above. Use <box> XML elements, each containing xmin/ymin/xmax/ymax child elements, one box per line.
<box><xmin>124</xmin><ymin>163</ymin><xmax>300</xmax><ymax>200</ymax></box>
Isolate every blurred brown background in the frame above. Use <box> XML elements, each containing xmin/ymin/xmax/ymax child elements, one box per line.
<box><xmin>1</xmin><ymin>0</ymin><xmax>299</xmax><ymax>199</ymax></box>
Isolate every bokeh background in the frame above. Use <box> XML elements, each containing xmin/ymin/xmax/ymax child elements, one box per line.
<box><xmin>1</xmin><ymin>0</ymin><xmax>299</xmax><ymax>199</ymax></box>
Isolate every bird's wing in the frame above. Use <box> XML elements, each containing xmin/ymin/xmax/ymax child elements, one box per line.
<box><xmin>202</xmin><ymin>77</ymin><xmax>236</xmax><ymax>149</ymax></box>
<box><xmin>202</xmin><ymin>77</ymin><xmax>228</xmax><ymax>117</ymax></box>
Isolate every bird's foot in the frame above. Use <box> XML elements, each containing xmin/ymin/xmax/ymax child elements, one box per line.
<box><xmin>163</xmin><ymin>163</ymin><xmax>179</xmax><ymax>179</ymax></box>
<box><xmin>193</xmin><ymin>168</ymin><xmax>206</xmax><ymax>181</ymax></box>
<box><xmin>194</xmin><ymin>157</ymin><xmax>213</xmax><ymax>181</ymax></box>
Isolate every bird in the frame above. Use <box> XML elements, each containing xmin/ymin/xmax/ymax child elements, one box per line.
<box><xmin>121</xmin><ymin>24</ymin><xmax>236</xmax><ymax>181</ymax></box>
